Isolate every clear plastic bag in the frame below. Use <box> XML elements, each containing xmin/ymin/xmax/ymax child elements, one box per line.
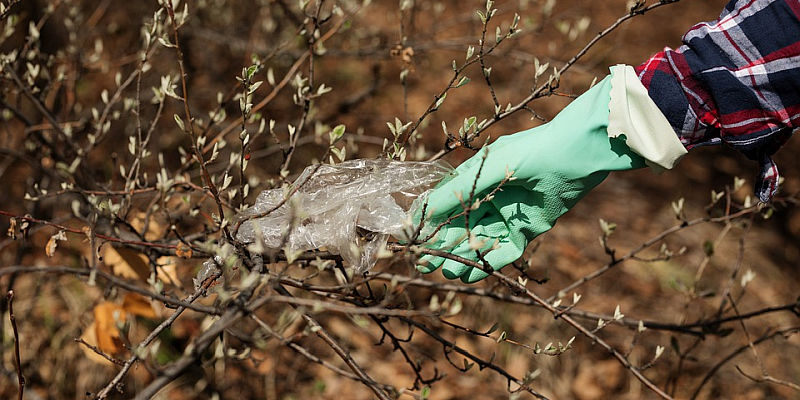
<box><xmin>234</xmin><ymin>158</ymin><xmax>453</xmax><ymax>272</ymax></box>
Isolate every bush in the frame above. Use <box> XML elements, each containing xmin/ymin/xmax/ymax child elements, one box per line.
<box><xmin>1</xmin><ymin>0</ymin><xmax>798</xmax><ymax>399</ymax></box>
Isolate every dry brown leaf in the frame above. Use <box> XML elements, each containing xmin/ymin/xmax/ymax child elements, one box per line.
<box><xmin>82</xmin><ymin>294</ymin><xmax>158</xmax><ymax>364</ymax></box>
<box><xmin>45</xmin><ymin>230</ymin><xmax>67</xmax><ymax>258</ymax></box>
<box><xmin>81</xmin><ymin>226</ymin><xmax>92</xmax><ymax>241</ymax></box>
<box><xmin>104</xmin><ymin>245</ymin><xmax>151</xmax><ymax>281</ymax></box>
<box><xmin>156</xmin><ymin>256</ymin><xmax>183</xmax><ymax>287</ymax></box>
<box><xmin>175</xmin><ymin>242</ymin><xmax>193</xmax><ymax>259</ymax></box>
<box><xmin>93</xmin><ymin>302</ymin><xmax>125</xmax><ymax>355</ymax></box>
<box><xmin>7</xmin><ymin>217</ymin><xmax>16</xmax><ymax>239</ymax></box>
<box><xmin>78</xmin><ymin>322</ymin><xmax>109</xmax><ymax>364</ymax></box>
<box><xmin>129</xmin><ymin>211</ymin><xmax>167</xmax><ymax>241</ymax></box>
<box><xmin>45</xmin><ymin>236</ymin><xmax>57</xmax><ymax>257</ymax></box>
<box><xmin>121</xmin><ymin>292</ymin><xmax>157</xmax><ymax>319</ymax></box>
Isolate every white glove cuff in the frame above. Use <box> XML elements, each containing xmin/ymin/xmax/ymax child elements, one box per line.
<box><xmin>607</xmin><ymin>64</ymin><xmax>687</xmax><ymax>173</ymax></box>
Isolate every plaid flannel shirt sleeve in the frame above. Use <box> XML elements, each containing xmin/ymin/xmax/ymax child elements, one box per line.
<box><xmin>634</xmin><ymin>0</ymin><xmax>800</xmax><ymax>202</ymax></box>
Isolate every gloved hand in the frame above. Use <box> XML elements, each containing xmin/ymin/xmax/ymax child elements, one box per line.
<box><xmin>416</xmin><ymin>75</ymin><xmax>650</xmax><ymax>283</ymax></box>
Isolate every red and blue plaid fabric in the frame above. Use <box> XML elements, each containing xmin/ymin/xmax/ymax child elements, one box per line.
<box><xmin>634</xmin><ymin>0</ymin><xmax>800</xmax><ymax>202</ymax></box>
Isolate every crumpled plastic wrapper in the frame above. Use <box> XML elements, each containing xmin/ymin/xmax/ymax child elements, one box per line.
<box><xmin>233</xmin><ymin>158</ymin><xmax>453</xmax><ymax>272</ymax></box>
<box><xmin>193</xmin><ymin>255</ymin><xmax>223</xmax><ymax>291</ymax></box>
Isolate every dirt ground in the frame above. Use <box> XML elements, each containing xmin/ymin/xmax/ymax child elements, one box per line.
<box><xmin>0</xmin><ymin>0</ymin><xmax>798</xmax><ymax>399</ymax></box>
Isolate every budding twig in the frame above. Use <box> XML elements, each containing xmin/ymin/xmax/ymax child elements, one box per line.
<box><xmin>7</xmin><ymin>291</ymin><xmax>24</xmax><ymax>400</ymax></box>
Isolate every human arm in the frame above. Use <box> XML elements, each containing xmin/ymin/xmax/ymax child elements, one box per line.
<box><xmin>635</xmin><ymin>0</ymin><xmax>800</xmax><ymax>202</ymax></box>
<box><xmin>415</xmin><ymin>0</ymin><xmax>800</xmax><ymax>283</ymax></box>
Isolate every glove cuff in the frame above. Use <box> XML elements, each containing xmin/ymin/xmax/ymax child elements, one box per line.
<box><xmin>607</xmin><ymin>64</ymin><xmax>687</xmax><ymax>173</ymax></box>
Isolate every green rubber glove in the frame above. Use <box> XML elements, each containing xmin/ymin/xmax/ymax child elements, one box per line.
<box><xmin>416</xmin><ymin>75</ymin><xmax>647</xmax><ymax>283</ymax></box>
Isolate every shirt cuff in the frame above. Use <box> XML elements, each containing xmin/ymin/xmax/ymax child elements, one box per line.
<box><xmin>607</xmin><ymin>64</ymin><xmax>687</xmax><ymax>173</ymax></box>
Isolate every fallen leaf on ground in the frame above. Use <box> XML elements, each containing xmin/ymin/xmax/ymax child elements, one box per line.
<box><xmin>93</xmin><ymin>302</ymin><xmax>125</xmax><ymax>355</ymax></box>
<box><xmin>122</xmin><ymin>292</ymin><xmax>157</xmax><ymax>319</ymax></box>
<box><xmin>104</xmin><ymin>245</ymin><xmax>151</xmax><ymax>281</ymax></box>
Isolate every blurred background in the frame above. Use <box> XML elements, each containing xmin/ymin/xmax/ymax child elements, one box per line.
<box><xmin>1</xmin><ymin>0</ymin><xmax>798</xmax><ymax>399</ymax></box>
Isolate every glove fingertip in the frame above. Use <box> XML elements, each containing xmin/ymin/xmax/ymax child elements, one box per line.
<box><xmin>441</xmin><ymin>267</ymin><xmax>464</xmax><ymax>280</ymax></box>
<box><xmin>416</xmin><ymin>254</ymin><xmax>444</xmax><ymax>274</ymax></box>
<box><xmin>462</xmin><ymin>268</ymin><xmax>490</xmax><ymax>284</ymax></box>
<box><xmin>440</xmin><ymin>258</ymin><xmax>473</xmax><ymax>280</ymax></box>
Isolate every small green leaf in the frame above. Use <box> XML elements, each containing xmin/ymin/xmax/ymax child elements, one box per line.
<box><xmin>249</xmin><ymin>81</ymin><xmax>263</xmax><ymax>94</ymax></box>
<box><xmin>477</xmin><ymin>10</ymin><xmax>486</xmax><ymax>24</ymax></box>
<box><xmin>173</xmin><ymin>114</ymin><xmax>185</xmax><ymax>131</ymax></box>
<box><xmin>246</xmin><ymin>64</ymin><xmax>258</xmax><ymax>79</ymax></box>
<box><xmin>599</xmin><ymin>218</ymin><xmax>616</xmax><ymax>236</ymax></box>
<box><xmin>421</xmin><ymin>386</ymin><xmax>431</xmax><ymax>399</ymax></box>
<box><xmin>329</xmin><ymin>124</ymin><xmax>346</xmax><ymax>144</ymax></box>
<box><xmin>434</xmin><ymin>93</ymin><xmax>447</xmax><ymax>109</ymax></box>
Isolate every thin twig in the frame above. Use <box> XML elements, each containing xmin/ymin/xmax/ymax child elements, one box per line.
<box><xmin>491</xmin><ymin>273</ymin><xmax>675</xmax><ymax>400</ymax></box>
<box><xmin>2</xmin><ymin>64</ymin><xmax>78</xmax><ymax>154</ymax></box>
<box><xmin>189</xmin><ymin>4</ymin><xmax>356</xmax><ymax>170</ymax></box>
<box><xmin>0</xmin><ymin>210</ymin><xmax>179</xmax><ymax>251</ymax></box>
<box><xmin>126</xmin><ymin>256</ymin><xmax>263</xmax><ymax>400</ymax></box>
<box><xmin>371</xmin><ymin>272</ymin><xmax>800</xmax><ymax>336</ymax></box>
<box><xmin>272</xmin><ymin>283</ymin><xmax>394</xmax><ymax>400</ymax></box>
<box><xmin>736</xmin><ymin>366</ymin><xmax>800</xmax><ymax>392</ymax></box>
<box><xmin>74</xmin><ymin>338</ymin><xmax>126</xmax><ymax>367</ymax></box>
<box><xmin>714</xmin><ymin>213</ymin><xmax>755</xmax><ymax>317</ymax></box>
<box><xmin>163</xmin><ymin>0</ymin><xmax>232</xmax><ymax>243</ymax></box>
<box><xmin>397</xmin><ymin>315</ymin><xmax>550</xmax><ymax>399</ymax></box>
<box><xmin>250</xmin><ymin>315</ymin><xmax>412</xmax><ymax>398</ymax></box>
<box><xmin>93</xmin><ymin>277</ymin><xmax>216</xmax><ymax>399</ymax></box>
<box><xmin>0</xmin><ymin>0</ymin><xmax>22</xmax><ymax>21</ymax></box>
<box><xmin>0</xmin><ymin>265</ymin><xmax>219</xmax><ymax>314</ymax></box>
<box><xmin>690</xmin><ymin>327</ymin><xmax>800</xmax><ymax>399</ymax></box>
<box><xmin>729</xmin><ymin>294</ymin><xmax>800</xmax><ymax>392</ymax></box>
<box><xmin>7</xmin><ymin>291</ymin><xmax>24</xmax><ymax>400</ymax></box>
<box><xmin>547</xmin><ymin>206</ymin><xmax>759</xmax><ymax>303</ymax></box>
<box><xmin>387</xmin><ymin>244</ymin><xmax>673</xmax><ymax>399</ymax></box>
<box><xmin>247</xmin><ymin>293</ymin><xmax>435</xmax><ymax>318</ymax></box>
<box><xmin>427</xmin><ymin>0</ymin><xmax>687</xmax><ymax>161</ymax></box>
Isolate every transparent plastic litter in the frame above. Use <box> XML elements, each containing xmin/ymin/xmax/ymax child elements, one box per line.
<box><xmin>234</xmin><ymin>158</ymin><xmax>453</xmax><ymax>273</ymax></box>
<box><xmin>193</xmin><ymin>255</ymin><xmax>222</xmax><ymax>291</ymax></box>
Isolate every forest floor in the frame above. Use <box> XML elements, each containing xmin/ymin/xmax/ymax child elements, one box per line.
<box><xmin>1</xmin><ymin>0</ymin><xmax>798</xmax><ymax>399</ymax></box>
